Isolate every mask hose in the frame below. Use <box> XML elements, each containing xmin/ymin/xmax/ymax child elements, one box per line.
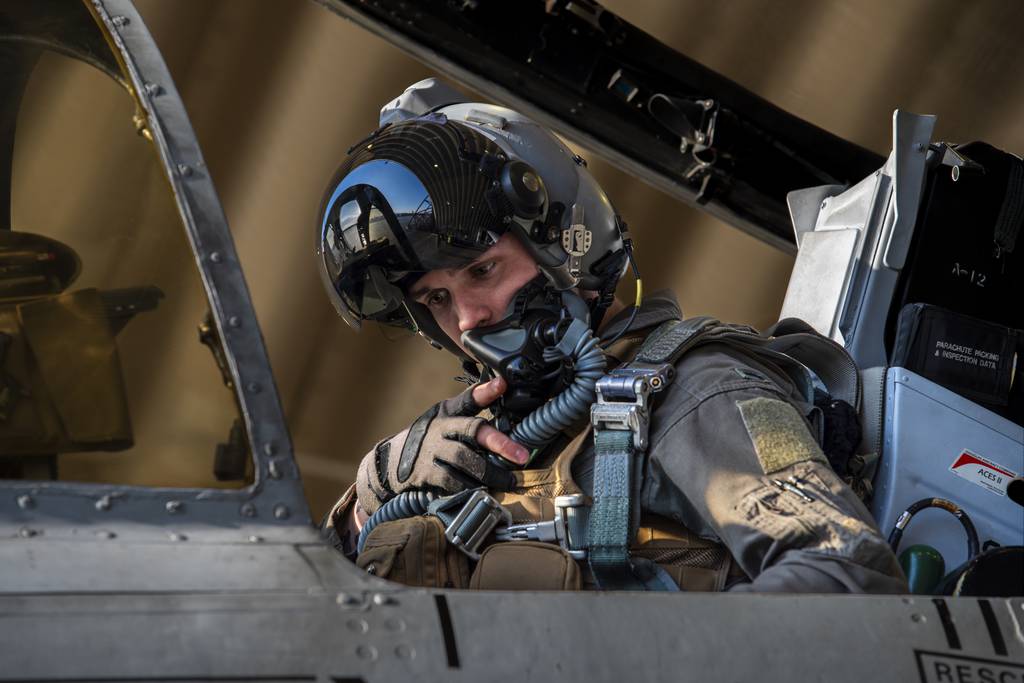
<box><xmin>357</xmin><ymin>490</ymin><xmax>436</xmax><ymax>554</ymax></box>
<box><xmin>510</xmin><ymin>320</ymin><xmax>607</xmax><ymax>449</ymax></box>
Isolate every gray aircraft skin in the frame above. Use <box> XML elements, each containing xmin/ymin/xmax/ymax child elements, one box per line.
<box><xmin>0</xmin><ymin>2</ymin><xmax>1021</xmax><ymax>682</ymax></box>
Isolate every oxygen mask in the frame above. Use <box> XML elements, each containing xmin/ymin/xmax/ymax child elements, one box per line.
<box><xmin>461</xmin><ymin>278</ymin><xmax>607</xmax><ymax>458</ymax></box>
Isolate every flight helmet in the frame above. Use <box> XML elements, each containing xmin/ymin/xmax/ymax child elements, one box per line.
<box><xmin>316</xmin><ymin>78</ymin><xmax>628</xmax><ymax>359</ymax></box>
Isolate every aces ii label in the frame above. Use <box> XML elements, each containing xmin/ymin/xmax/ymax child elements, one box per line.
<box><xmin>949</xmin><ymin>450</ymin><xmax>1018</xmax><ymax>496</ymax></box>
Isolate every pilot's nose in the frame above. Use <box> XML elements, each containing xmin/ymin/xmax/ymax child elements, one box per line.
<box><xmin>456</xmin><ymin>297</ymin><xmax>492</xmax><ymax>333</ymax></box>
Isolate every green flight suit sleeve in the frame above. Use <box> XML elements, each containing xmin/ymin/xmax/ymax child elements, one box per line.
<box><xmin>640</xmin><ymin>346</ymin><xmax>908</xmax><ymax>593</ymax></box>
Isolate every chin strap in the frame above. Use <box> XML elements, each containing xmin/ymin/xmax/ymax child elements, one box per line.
<box><xmin>589</xmin><ymin>216</ymin><xmax>637</xmax><ymax>333</ymax></box>
<box><xmin>596</xmin><ymin>233</ymin><xmax>642</xmax><ymax>348</ymax></box>
<box><xmin>588</xmin><ymin>253</ymin><xmax>627</xmax><ymax>332</ymax></box>
<box><xmin>589</xmin><ymin>283</ymin><xmax>617</xmax><ymax>333</ymax></box>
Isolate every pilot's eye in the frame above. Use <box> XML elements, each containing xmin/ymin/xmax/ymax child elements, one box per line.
<box><xmin>426</xmin><ymin>289</ymin><xmax>449</xmax><ymax>309</ymax></box>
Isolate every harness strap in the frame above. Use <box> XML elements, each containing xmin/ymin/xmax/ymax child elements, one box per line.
<box><xmin>585</xmin><ymin>314</ymin><xmax>861</xmax><ymax>591</ymax></box>
<box><xmin>588</xmin><ymin>429</ymin><xmax>647</xmax><ymax>589</ymax></box>
<box><xmin>639</xmin><ymin>316</ymin><xmax>861</xmax><ymax>409</ymax></box>
<box><xmin>587</xmin><ymin>326</ymin><xmax>682</xmax><ymax>591</ymax></box>
<box><xmin>633</xmin><ymin>316</ymin><xmax>722</xmax><ymax>364</ymax></box>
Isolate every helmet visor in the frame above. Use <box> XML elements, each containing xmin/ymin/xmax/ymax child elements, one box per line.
<box><xmin>318</xmin><ymin>118</ymin><xmax>521</xmax><ymax>335</ymax></box>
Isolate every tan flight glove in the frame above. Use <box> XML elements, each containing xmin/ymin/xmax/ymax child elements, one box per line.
<box><xmin>355</xmin><ymin>383</ymin><xmax>522</xmax><ymax>516</ymax></box>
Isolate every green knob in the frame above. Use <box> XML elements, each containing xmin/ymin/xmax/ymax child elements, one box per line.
<box><xmin>899</xmin><ymin>544</ymin><xmax>946</xmax><ymax>595</ymax></box>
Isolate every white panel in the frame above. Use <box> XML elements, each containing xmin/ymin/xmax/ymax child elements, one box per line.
<box><xmin>779</xmin><ymin>228</ymin><xmax>859</xmax><ymax>337</ymax></box>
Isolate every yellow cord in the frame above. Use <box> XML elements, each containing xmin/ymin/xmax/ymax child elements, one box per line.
<box><xmin>634</xmin><ymin>278</ymin><xmax>644</xmax><ymax>308</ymax></box>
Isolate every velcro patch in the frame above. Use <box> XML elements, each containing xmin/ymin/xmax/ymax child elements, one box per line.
<box><xmin>737</xmin><ymin>397</ymin><xmax>827</xmax><ymax>475</ymax></box>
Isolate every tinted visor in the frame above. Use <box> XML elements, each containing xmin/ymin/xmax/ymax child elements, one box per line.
<box><xmin>317</xmin><ymin>119</ymin><xmax>510</xmax><ymax>330</ymax></box>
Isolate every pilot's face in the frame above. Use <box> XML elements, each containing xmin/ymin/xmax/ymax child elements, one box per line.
<box><xmin>407</xmin><ymin>233</ymin><xmax>540</xmax><ymax>354</ymax></box>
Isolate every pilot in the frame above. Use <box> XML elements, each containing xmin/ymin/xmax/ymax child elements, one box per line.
<box><xmin>317</xmin><ymin>80</ymin><xmax>907</xmax><ymax>593</ymax></box>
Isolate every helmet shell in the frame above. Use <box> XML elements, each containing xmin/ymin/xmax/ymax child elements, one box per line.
<box><xmin>436</xmin><ymin>102</ymin><xmax>622</xmax><ymax>292</ymax></box>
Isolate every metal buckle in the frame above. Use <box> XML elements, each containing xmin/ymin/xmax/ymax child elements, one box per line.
<box><xmin>590</xmin><ymin>364</ymin><xmax>674</xmax><ymax>450</ymax></box>
<box><xmin>441</xmin><ymin>489</ymin><xmax>511</xmax><ymax>561</ymax></box>
<box><xmin>494</xmin><ymin>494</ymin><xmax>589</xmax><ymax>559</ymax></box>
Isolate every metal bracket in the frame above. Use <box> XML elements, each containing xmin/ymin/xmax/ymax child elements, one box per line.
<box><xmin>440</xmin><ymin>489</ymin><xmax>511</xmax><ymax>560</ymax></box>
<box><xmin>884</xmin><ymin>110</ymin><xmax>936</xmax><ymax>270</ymax></box>
<box><xmin>561</xmin><ymin>203</ymin><xmax>592</xmax><ymax>281</ymax></box>
<box><xmin>591</xmin><ymin>364</ymin><xmax>674</xmax><ymax>450</ymax></box>
<box><xmin>494</xmin><ymin>493</ymin><xmax>589</xmax><ymax>559</ymax></box>
<box><xmin>938</xmin><ymin>143</ymin><xmax>985</xmax><ymax>181</ymax></box>
<box><xmin>647</xmin><ymin>93</ymin><xmax>719</xmax><ymax>159</ymax></box>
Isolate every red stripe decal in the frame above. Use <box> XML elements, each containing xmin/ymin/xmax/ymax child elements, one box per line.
<box><xmin>952</xmin><ymin>451</ymin><xmax>1014</xmax><ymax>478</ymax></box>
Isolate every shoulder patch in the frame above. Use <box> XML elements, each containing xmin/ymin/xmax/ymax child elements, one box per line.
<box><xmin>736</xmin><ymin>397</ymin><xmax>827</xmax><ymax>475</ymax></box>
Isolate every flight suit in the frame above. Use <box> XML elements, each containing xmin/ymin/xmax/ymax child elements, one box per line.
<box><xmin>324</xmin><ymin>292</ymin><xmax>908</xmax><ymax>593</ymax></box>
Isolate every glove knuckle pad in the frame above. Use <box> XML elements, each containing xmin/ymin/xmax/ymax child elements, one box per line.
<box><xmin>395</xmin><ymin>404</ymin><xmax>440</xmax><ymax>484</ymax></box>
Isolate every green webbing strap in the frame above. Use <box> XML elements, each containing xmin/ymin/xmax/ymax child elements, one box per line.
<box><xmin>587</xmin><ymin>428</ymin><xmax>647</xmax><ymax>590</ymax></box>
<box><xmin>586</xmin><ymin>318</ymin><xmax>720</xmax><ymax>591</ymax></box>
<box><xmin>634</xmin><ymin>317</ymin><xmax>721</xmax><ymax>364</ymax></box>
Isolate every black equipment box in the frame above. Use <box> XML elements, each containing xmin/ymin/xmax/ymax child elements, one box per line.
<box><xmin>887</xmin><ymin>142</ymin><xmax>1024</xmax><ymax>350</ymax></box>
<box><xmin>892</xmin><ymin>303</ymin><xmax>1022</xmax><ymax>424</ymax></box>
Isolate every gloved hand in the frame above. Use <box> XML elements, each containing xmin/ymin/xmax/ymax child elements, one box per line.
<box><xmin>355</xmin><ymin>376</ymin><xmax>529</xmax><ymax>515</ymax></box>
